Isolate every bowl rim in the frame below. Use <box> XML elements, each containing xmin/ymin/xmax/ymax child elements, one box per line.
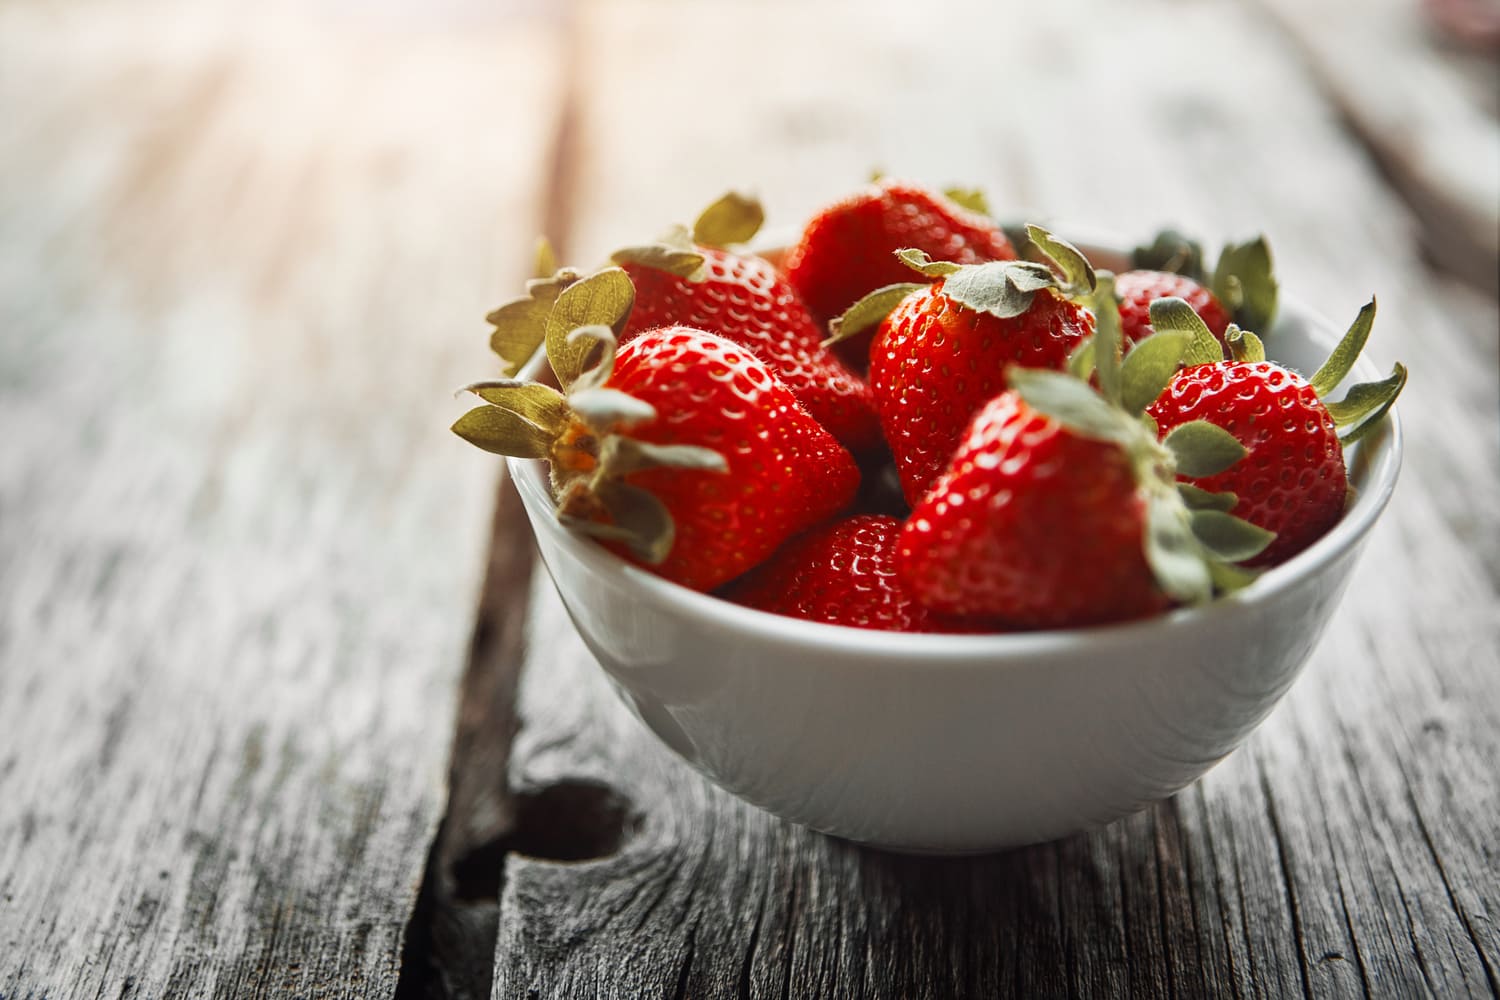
<box><xmin>507</xmin><ymin>264</ymin><xmax>1404</xmax><ymax>663</ymax></box>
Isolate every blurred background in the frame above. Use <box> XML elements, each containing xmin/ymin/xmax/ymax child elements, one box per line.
<box><xmin>1</xmin><ymin>0</ymin><xmax>1496</xmax><ymax>995</ymax></box>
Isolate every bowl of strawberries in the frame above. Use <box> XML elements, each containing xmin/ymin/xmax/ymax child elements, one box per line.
<box><xmin>454</xmin><ymin>181</ymin><xmax>1405</xmax><ymax>853</ymax></box>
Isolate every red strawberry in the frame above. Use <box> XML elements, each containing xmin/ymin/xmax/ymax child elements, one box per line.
<box><xmin>784</xmin><ymin>179</ymin><xmax>1017</xmax><ymax>326</ymax></box>
<box><xmin>1148</xmin><ymin>362</ymin><xmax>1340</xmax><ymax>565</ymax></box>
<box><xmin>726</xmin><ymin>515</ymin><xmax>990</xmax><ymax>633</ymax></box>
<box><xmin>898</xmin><ymin>390</ymin><xmax>1171</xmax><ymax>626</ymax></box>
<box><xmin>1145</xmin><ymin>297</ymin><xmax>1406</xmax><ymax>566</ymax></box>
<box><xmin>1130</xmin><ymin>230</ymin><xmax>1280</xmax><ymax>334</ymax></box>
<box><xmin>831</xmin><ymin>227</ymin><xmax>1097</xmax><ymax>505</ymax></box>
<box><xmin>616</xmin><ymin>245</ymin><xmax>882</xmax><ymax>454</ymax></box>
<box><xmin>454</xmin><ymin>268</ymin><xmax>859</xmax><ymax>592</ymax></box>
<box><xmin>898</xmin><ymin>304</ymin><xmax>1279</xmax><ymax>627</ymax></box>
<box><xmin>600</xmin><ymin>328</ymin><xmax>858</xmax><ymax>589</ymax></box>
<box><xmin>608</xmin><ymin>193</ymin><xmax>881</xmax><ymax>454</ymax></box>
<box><xmin>1115</xmin><ymin>269</ymin><xmax>1231</xmax><ymax>346</ymax></box>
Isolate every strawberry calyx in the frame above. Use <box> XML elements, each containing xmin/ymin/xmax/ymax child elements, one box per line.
<box><xmin>486</xmin><ymin>267</ymin><xmax>586</xmax><ymax>377</ymax></box>
<box><xmin>455</xmin><ymin>279</ymin><xmax>728</xmax><ymax>564</ymax></box>
<box><xmin>1132</xmin><ymin>230</ymin><xmax>1280</xmax><ymax>332</ymax></box>
<box><xmin>1148</xmin><ymin>295</ymin><xmax>1408</xmax><ymax>445</ymax></box>
<box><xmin>823</xmin><ymin>281</ymin><xmax>927</xmax><ymax>344</ymax></box>
<box><xmin>483</xmin><ymin>262</ymin><xmax>637</xmax><ymax>387</ymax></box>
<box><xmin>826</xmin><ymin>224</ymin><xmax>1096</xmax><ymax>345</ymax></box>
<box><xmin>941</xmin><ymin>186</ymin><xmax>991</xmax><ymax>216</ymax></box>
<box><xmin>608</xmin><ymin>191</ymin><xmax>767</xmax><ymax>282</ymax></box>
<box><xmin>689</xmin><ymin>191</ymin><xmax>766</xmax><ymax>249</ymax></box>
<box><xmin>485</xmin><ymin>193</ymin><xmax>766</xmax><ymax>377</ymax></box>
<box><xmin>1010</xmin><ymin>279</ymin><xmax>1276</xmax><ymax>603</ymax></box>
<box><xmin>1308</xmin><ymin>298</ymin><xmax>1408</xmax><ymax>444</ymax></box>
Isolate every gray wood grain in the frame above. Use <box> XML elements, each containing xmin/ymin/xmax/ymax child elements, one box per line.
<box><xmin>0</xmin><ymin>6</ymin><xmax>563</xmax><ymax>997</ymax></box>
<box><xmin>483</xmin><ymin>1</ymin><xmax>1500</xmax><ymax>997</ymax></box>
<box><xmin>1251</xmin><ymin>0</ymin><xmax>1500</xmax><ymax>296</ymax></box>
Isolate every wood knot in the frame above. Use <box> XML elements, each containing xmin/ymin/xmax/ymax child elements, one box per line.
<box><xmin>450</xmin><ymin>779</ymin><xmax>638</xmax><ymax>900</ymax></box>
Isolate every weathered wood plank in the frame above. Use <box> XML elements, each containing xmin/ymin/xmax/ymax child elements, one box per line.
<box><xmin>0</xmin><ymin>6</ymin><xmax>563</xmax><ymax>996</ymax></box>
<box><xmin>484</xmin><ymin>1</ymin><xmax>1500</xmax><ymax>997</ymax></box>
<box><xmin>1250</xmin><ymin>0</ymin><xmax>1500</xmax><ymax>296</ymax></box>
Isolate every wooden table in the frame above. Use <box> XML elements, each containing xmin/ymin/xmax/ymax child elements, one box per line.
<box><xmin>2</xmin><ymin>1</ymin><xmax>1496</xmax><ymax>996</ymax></box>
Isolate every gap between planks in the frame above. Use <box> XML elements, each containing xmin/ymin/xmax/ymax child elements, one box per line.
<box><xmin>396</xmin><ymin>4</ymin><xmax>583</xmax><ymax>993</ymax></box>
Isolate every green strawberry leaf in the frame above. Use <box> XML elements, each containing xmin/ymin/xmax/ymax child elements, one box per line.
<box><xmin>1213</xmin><ymin>236</ymin><xmax>1278</xmax><ymax>332</ymax></box>
<box><xmin>1120</xmin><ymin>329</ymin><xmax>1191</xmax><ymax>415</ymax></box>
<box><xmin>1330</xmin><ymin>363</ymin><xmax>1408</xmax><ymax>444</ymax></box>
<box><xmin>895</xmin><ymin>248</ymin><xmax>965</xmax><ymax>279</ymax></box>
<box><xmin>1066</xmin><ymin>336</ymin><xmax>1096</xmax><ymax>380</ymax></box>
<box><xmin>943</xmin><ymin>186</ymin><xmax>991</xmax><ymax>216</ymax></box>
<box><xmin>1163</xmin><ymin>420</ymin><xmax>1247</xmax><ymax>477</ymax></box>
<box><xmin>1178</xmin><ymin>482</ymin><xmax>1238</xmax><ymax>512</ymax></box>
<box><xmin>545</xmin><ymin>269</ymin><xmax>635</xmax><ymax>389</ymax></box>
<box><xmin>1209</xmin><ymin>560</ymin><xmax>1260</xmax><ymax>593</ymax></box>
<box><xmin>581</xmin><ymin>480</ymin><xmax>677</xmax><ymax>564</ymax></box>
<box><xmin>487</xmin><ymin>272</ymin><xmax>577</xmax><ymax>377</ymax></box>
<box><xmin>691</xmin><ymin>191</ymin><xmax>764</xmax><ymax>249</ymax></box>
<box><xmin>937</xmin><ymin>260</ymin><xmax>1057</xmax><ymax>320</ymax></box>
<box><xmin>610</xmin><ymin>224</ymin><xmax>706</xmax><ymax>280</ymax></box>
<box><xmin>826</xmin><ymin>282</ymin><xmax>925</xmax><ymax>345</ymax></box>
<box><xmin>1026</xmin><ymin>225</ymin><xmax>1096</xmax><ymax>296</ymax></box>
<box><xmin>565</xmin><ymin>324</ymin><xmax>623</xmax><ymax>396</ymax></box>
<box><xmin>1225</xmin><ymin>325</ymin><xmax>1266</xmax><ymax>363</ymax></box>
<box><xmin>463</xmin><ymin>379</ymin><xmax>570</xmax><ymax>434</ymax></box>
<box><xmin>1009</xmin><ymin>368</ymin><xmax>1137</xmax><ymax>445</ymax></box>
<box><xmin>1088</xmin><ymin>273</ymin><xmax>1125</xmax><ymax>408</ymax></box>
<box><xmin>1148</xmin><ymin>297</ymin><xmax>1223</xmax><ymax>368</ymax></box>
<box><xmin>1131</xmin><ymin>229</ymin><xmax>1207</xmax><ymax>282</ymax></box>
<box><xmin>597</xmin><ymin>436</ymin><xmax>727</xmax><ymax>478</ymax></box>
<box><xmin>569</xmin><ymin>387</ymin><xmax>656</xmax><ymax>430</ymax></box>
<box><xmin>1144</xmin><ymin>492</ymin><xmax>1213</xmax><ymax>604</ymax></box>
<box><xmin>1190</xmin><ymin>509</ymin><xmax>1275</xmax><ymax>562</ymax></box>
<box><xmin>488</xmin><ymin>298</ymin><xmax>552</xmax><ymax>378</ymax></box>
<box><xmin>1311</xmin><ymin>298</ymin><xmax>1376</xmax><ymax>397</ymax></box>
<box><xmin>451</xmin><ymin>405</ymin><xmax>553</xmax><ymax>459</ymax></box>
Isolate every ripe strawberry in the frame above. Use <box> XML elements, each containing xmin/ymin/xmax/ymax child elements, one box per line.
<box><xmin>490</xmin><ymin>193</ymin><xmax>882</xmax><ymax>454</ymax></box>
<box><xmin>1131</xmin><ymin>229</ymin><xmax>1280</xmax><ymax>333</ymax></box>
<box><xmin>614</xmin><ymin>234</ymin><xmax>881</xmax><ymax>453</ymax></box>
<box><xmin>830</xmin><ymin>227</ymin><xmax>1097</xmax><ymax>505</ymax></box>
<box><xmin>726</xmin><ymin>515</ymin><xmax>991</xmax><ymax>633</ymax></box>
<box><xmin>899</xmin><ymin>290</ymin><xmax>1279</xmax><ymax>627</ymax></box>
<box><xmin>899</xmin><ymin>390</ymin><xmax>1172</xmax><ymax>626</ymax></box>
<box><xmin>1115</xmin><ymin>269</ymin><xmax>1231</xmax><ymax>346</ymax></box>
<box><xmin>1145</xmin><ymin>297</ymin><xmax>1406</xmax><ymax>566</ymax></box>
<box><xmin>784</xmin><ymin>179</ymin><xmax>1018</xmax><ymax>327</ymax></box>
<box><xmin>454</xmin><ymin>268</ymin><xmax>859</xmax><ymax>592</ymax></box>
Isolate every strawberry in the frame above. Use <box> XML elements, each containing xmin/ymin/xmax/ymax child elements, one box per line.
<box><xmin>898</xmin><ymin>279</ymin><xmax>1278</xmax><ymax>627</ymax></box>
<box><xmin>784</xmin><ymin>179</ymin><xmax>1018</xmax><ymax>327</ymax></box>
<box><xmin>1130</xmin><ymin>229</ymin><xmax>1280</xmax><ymax>333</ymax></box>
<box><xmin>453</xmin><ymin>268</ymin><xmax>859</xmax><ymax>592</ymax></box>
<box><xmin>610</xmin><ymin>193</ymin><xmax>881</xmax><ymax>453</ymax></box>
<box><xmin>899</xmin><ymin>390</ymin><xmax>1171</xmax><ymax>627</ymax></box>
<box><xmin>1115</xmin><ymin>269</ymin><xmax>1231</xmax><ymax>346</ymax></box>
<box><xmin>1144</xmin><ymin>297</ymin><xmax>1406</xmax><ymax>566</ymax></box>
<box><xmin>726</xmin><ymin>515</ymin><xmax>990</xmax><ymax>633</ymax></box>
<box><xmin>829</xmin><ymin>226</ymin><xmax>1098</xmax><ymax>505</ymax></box>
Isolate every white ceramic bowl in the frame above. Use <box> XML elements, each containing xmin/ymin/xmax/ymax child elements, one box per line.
<box><xmin>507</xmin><ymin>290</ymin><xmax>1402</xmax><ymax>854</ymax></box>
